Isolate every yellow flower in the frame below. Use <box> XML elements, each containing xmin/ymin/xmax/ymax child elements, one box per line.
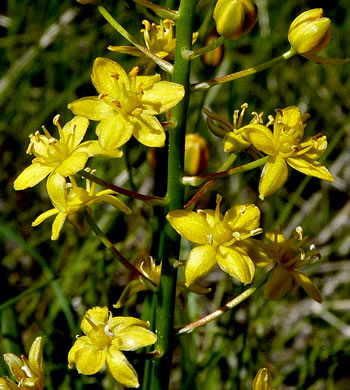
<box><xmin>114</xmin><ymin>252</ymin><xmax>210</xmax><ymax>308</ymax></box>
<box><xmin>13</xmin><ymin>115</ymin><xmax>121</xmax><ymax>212</ymax></box>
<box><xmin>31</xmin><ymin>172</ymin><xmax>131</xmax><ymax>240</ymax></box>
<box><xmin>68</xmin><ymin>306</ymin><xmax>157</xmax><ymax>388</ymax></box>
<box><xmin>166</xmin><ymin>194</ymin><xmax>262</xmax><ymax>286</ymax></box>
<box><xmin>252</xmin><ymin>368</ymin><xmax>276</xmax><ymax>390</ymax></box>
<box><xmin>109</xmin><ymin>19</ymin><xmax>198</xmax><ymax>63</ymax></box>
<box><xmin>68</xmin><ymin>57</ymin><xmax>185</xmax><ymax>150</ymax></box>
<box><xmin>243</xmin><ymin>106</ymin><xmax>334</xmax><ymax>199</ymax></box>
<box><xmin>0</xmin><ymin>337</ymin><xmax>44</xmax><ymax>390</ymax></box>
<box><xmin>258</xmin><ymin>226</ymin><xmax>323</xmax><ymax>303</ymax></box>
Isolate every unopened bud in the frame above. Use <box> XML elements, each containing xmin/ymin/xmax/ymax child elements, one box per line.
<box><xmin>185</xmin><ymin>133</ymin><xmax>210</xmax><ymax>175</ymax></box>
<box><xmin>213</xmin><ymin>0</ymin><xmax>258</xmax><ymax>40</ymax></box>
<box><xmin>288</xmin><ymin>8</ymin><xmax>331</xmax><ymax>55</ymax></box>
<box><xmin>202</xmin><ymin>33</ymin><xmax>224</xmax><ymax>67</ymax></box>
<box><xmin>252</xmin><ymin>368</ymin><xmax>273</xmax><ymax>390</ymax></box>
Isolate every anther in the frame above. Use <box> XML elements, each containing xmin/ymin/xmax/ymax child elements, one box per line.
<box><xmin>53</xmin><ymin>114</ymin><xmax>60</xmax><ymax>125</ymax></box>
<box><xmin>296</xmin><ymin>226</ymin><xmax>303</xmax><ymax>240</ymax></box>
<box><xmin>104</xmin><ymin>325</ymin><xmax>114</xmax><ymax>337</ymax></box>
<box><xmin>239</xmin><ymin>205</ymin><xmax>246</xmax><ymax>215</ymax></box>
<box><xmin>98</xmin><ymin>92</ymin><xmax>109</xmax><ymax>99</ymax></box>
<box><xmin>21</xmin><ymin>365</ymin><xmax>32</xmax><ymax>377</ymax></box>
<box><xmin>110</xmin><ymin>72</ymin><xmax>120</xmax><ymax>80</ymax></box>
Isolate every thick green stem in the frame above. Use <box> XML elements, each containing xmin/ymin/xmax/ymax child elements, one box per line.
<box><xmin>192</xmin><ymin>49</ymin><xmax>296</xmax><ymax>91</ymax></box>
<box><xmin>148</xmin><ymin>0</ymin><xmax>196</xmax><ymax>388</ymax></box>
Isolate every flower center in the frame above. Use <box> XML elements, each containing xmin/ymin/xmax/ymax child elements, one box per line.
<box><xmin>212</xmin><ymin>221</ymin><xmax>233</xmax><ymax>246</ymax></box>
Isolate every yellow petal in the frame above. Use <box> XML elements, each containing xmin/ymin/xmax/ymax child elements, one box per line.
<box><xmin>217</xmin><ymin>245</ymin><xmax>255</xmax><ymax>283</ymax></box>
<box><xmin>291</xmin><ymin>270</ymin><xmax>323</xmax><ymax>303</ymax></box>
<box><xmin>32</xmin><ymin>208</ymin><xmax>59</xmax><ymax>226</ymax></box>
<box><xmin>3</xmin><ymin>353</ymin><xmax>26</xmax><ymax>382</ymax></box>
<box><xmin>113</xmin><ymin>280</ymin><xmax>147</xmax><ymax>309</ymax></box>
<box><xmin>93</xmin><ymin>194</ymin><xmax>131</xmax><ymax>214</ymax></box>
<box><xmin>132</xmin><ymin>114</ymin><xmax>165</xmax><ymax>147</ymax></box>
<box><xmin>166</xmin><ymin>210</ymin><xmax>211</xmax><ymax>244</ymax></box>
<box><xmin>92</xmin><ymin>57</ymin><xmax>130</xmax><ymax>95</ymax></box>
<box><xmin>14</xmin><ymin>163</ymin><xmax>53</xmax><ymax>190</ymax></box>
<box><xmin>62</xmin><ymin>116</ymin><xmax>89</xmax><ymax>148</ymax></box>
<box><xmin>56</xmin><ymin>151</ymin><xmax>89</xmax><ymax>176</ymax></box>
<box><xmin>136</xmin><ymin>74</ymin><xmax>161</xmax><ymax>92</ymax></box>
<box><xmin>51</xmin><ymin>212</ymin><xmax>67</xmax><ymax>240</ymax></box>
<box><xmin>115</xmin><ymin>325</ymin><xmax>157</xmax><ymax>351</ymax></box>
<box><xmin>185</xmin><ymin>245</ymin><xmax>217</xmax><ymax>286</ymax></box>
<box><xmin>109</xmin><ymin>316</ymin><xmax>150</xmax><ymax>332</ymax></box>
<box><xmin>245</xmin><ymin>124</ymin><xmax>276</xmax><ymax>155</ymax></box>
<box><xmin>0</xmin><ymin>377</ymin><xmax>18</xmax><ymax>390</ymax></box>
<box><xmin>286</xmin><ymin>156</ymin><xmax>334</xmax><ymax>182</ymax></box>
<box><xmin>108</xmin><ymin>45</ymin><xmax>143</xmax><ymax>56</ymax></box>
<box><xmin>106</xmin><ymin>348</ymin><xmax>139</xmax><ymax>388</ymax></box>
<box><xmin>81</xmin><ymin>306</ymin><xmax>109</xmax><ymax>334</ymax></box>
<box><xmin>46</xmin><ymin>173</ymin><xmax>67</xmax><ymax>213</ymax></box>
<box><xmin>264</xmin><ymin>265</ymin><xmax>293</xmax><ymax>300</ymax></box>
<box><xmin>68</xmin><ymin>97</ymin><xmax>114</xmax><ymax>121</ymax></box>
<box><xmin>80</xmin><ymin>140</ymin><xmax>123</xmax><ymax>158</ymax></box>
<box><xmin>72</xmin><ymin>341</ymin><xmax>105</xmax><ymax>375</ymax></box>
<box><xmin>96</xmin><ymin>114</ymin><xmax>134</xmax><ymax>150</ymax></box>
<box><xmin>141</xmin><ymin>80</ymin><xmax>184</xmax><ymax>115</ymax></box>
<box><xmin>28</xmin><ymin>337</ymin><xmax>43</xmax><ymax>377</ymax></box>
<box><xmin>259</xmin><ymin>155</ymin><xmax>289</xmax><ymax>199</ymax></box>
<box><xmin>223</xmin><ymin>204</ymin><xmax>261</xmax><ymax>234</ymax></box>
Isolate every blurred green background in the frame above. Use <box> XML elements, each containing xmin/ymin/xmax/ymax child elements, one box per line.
<box><xmin>1</xmin><ymin>0</ymin><xmax>350</xmax><ymax>389</ymax></box>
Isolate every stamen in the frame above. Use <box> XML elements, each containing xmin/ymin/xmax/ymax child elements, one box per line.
<box><xmin>296</xmin><ymin>226</ymin><xmax>303</xmax><ymax>240</ymax></box>
<box><xmin>215</xmin><ymin>194</ymin><xmax>223</xmax><ymax>221</ymax></box>
<box><xmin>41</xmin><ymin>125</ymin><xmax>53</xmax><ymax>139</ymax></box>
<box><xmin>111</xmin><ymin>100</ymin><xmax>122</xmax><ymax>108</ymax></box>
<box><xmin>232</xmin><ymin>231</ymin><xmax>241</xmax><ymax>240</ymax></box>
<box><xmin>239</xmin><ymin>205</ymin><xmax>246</xmax><ymax>215</ymax></box>
<box><xmin>104</xmin><ymin>325</ymin><xmax>114</xmax><ymax>337</ymax></box>
<box><xmin>98</xmin><ymin>92</ymin><xmax>109</xmax><ymax>99</ymax></box>
<box><xmin>237</xmin><ymin>103</ymin><xmax>248</xmax><ymax>128</ymax></box>
<box><xmin>34</xmin><ymin>131</ymin><xmax>41</xmax><ymax>142</ymax></box>
<box><xmin>208</xmin><ymin>233</ymin><xmax>213</xmax><ymax>245</ymax></box>
<box><xmin>111</xmin><ymin>72</ymin><xmax>120</xmax><ymax>80</ymax></box>
<box><xmin>250</xmin><ymin>228</ymin><xmax>263</xmax><ymax>236</ymax></box>
<box><xmin>132</xmin><ymin>108</ymin><xmax>143</xmax><ymax>116</ymax></box>
<box><xmin>21</xmin><ymin>365</ymin><xmax>32</xmax><ymax>377</ymax></box>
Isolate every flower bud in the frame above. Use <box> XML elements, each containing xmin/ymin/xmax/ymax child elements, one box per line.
<box><xmin>202</xmin><ymin>32</ymin><xmax>224</xmax><ymax>67</ymax></box>
<box><xmin>288</xmin><ymin>8</ymin><xmax>331</xmax><ymax>55</ymax></box>
<box><xmin>184</xmin><ymin>133</ymin><xmax>210</xmax><ymax>175</ymax></box>
<box><xmin>252</xmin><ymin>368</ymin><xmax>274</xmax><ymax>390</ymax></box>
<box><xmin>213</xmin><ymin>0</ymin><xmax>258</xmax><ymax>40</ymax></box>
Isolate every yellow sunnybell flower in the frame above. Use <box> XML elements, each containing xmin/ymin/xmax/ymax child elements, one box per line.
<box><xmin>166</xmin><ymin>194</ymin><xmax>262</xmax><ymax>286</ymax></box>
<box><xmin>13</xmin><ymin>115</ymin><xmax>121</xmax><ymax>212</ymax></box>
<box><xmin>0</xmin><ymin>337</ymin><xmax>44</xmax><ymax>390</ymax></box>
<box><xmin>256</xmin><ymin>226</ymin><xmax>323</xmax><ymax>303</ymax></box>
<box><xmin>243</xmin><ymin>106</ymin><xmax>334</xmax><ymax>199</ymax></box>
<box><xmin>252</xmin><ymin>368</ymin><xmax>276</xmax><ymax>390</ymax></box>
<box><xmin>109</xmin><ymin>19</ymin><xmax>198</xmax><ymax>62</ymax></box>
<box><xmin>32</xmin><ymin>172</ymin><xmax>131</xmax><ymax>240</ymax></box>
<box><xmin>68</xmin><ymin>57</ymin><xmax>185</xmax><ymax>150</ymax></box>
<box><xmin>114</xmin><ymin>253</ymin><xmax>210</xmax><ymax>308</ymax></box>
<box><xmin>68</xmin><ymin>306</ymin><xmax>157</xmax><ymax>388</ymax></box>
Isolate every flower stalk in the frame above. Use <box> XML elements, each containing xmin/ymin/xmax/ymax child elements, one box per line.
<box><xmin>147</xmin><ymin>0</ymin><xmax>196</xmax><ymax>388</ymax></box>
<box><xmin>192</xmin><ymin>49</ymin><xmax>296</xmax><ymax>91</ymax></box>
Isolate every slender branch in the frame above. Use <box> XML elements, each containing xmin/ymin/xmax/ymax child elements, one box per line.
<box><xmin>177</xmin><ymin>270</ymin><xmax>271</xmax><ymax>336</ymax></box>
<box><xmin>79</xmin><ymin>169</ymin><xmax>167</xmax><ymax>204</ymax></box>
<box><xmin>97</xmin><ymin>5</ymin><xmax>174</xmax><ymax>73</ymax></box>
<box><xmin>132</xmin><ymin>0</ymin><xmax>179</xmax><ymax>19</ymax></box>
<box><xmin>182</xmin><ymin>156</ymin><xmax>269</xmax><ymax>186</ymax></box>
<box><xmin>191</xmin><ymin>49</ymin><xmax>296</xmax><ymax>91</ymax></box>
<box><xmin>83</xmin><ymin>211</ymin><xmax>157</xmax><ymax>286</ymax></box>
<box><xmin>186</xmin><ymin>36</ymin><xmax>225</xmax><ymax>60</ymax></box>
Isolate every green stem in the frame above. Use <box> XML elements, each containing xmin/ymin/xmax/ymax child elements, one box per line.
<box><xmin>191</xmin><ymin>49</ymin><xmax>296</xmax><ymax>91</ymax></box>
<box><xmin>83</xmin><ymin>211</ymin><xmax>156</xmax><ymax>285</ymax></box>
<box><xmin>97</xmin><ymin>5</ymin><xmax>173</xmax><ymax>73</ymax></box>
<box><xmin>177</xmin><ymin>270</ymin><xmax>270</xmax><ymax>336</ymax></box>
<box><xmin>78</xmin><ymin>169</ymin><xmax>166</xmax><ymax>204</ymax></box>
<box><xmin>148</xmin><ymin>0</ymin><xmax>196</xmax><ymax>388</ymax></box>
<box><xmin>182</xmin><ymin>156</ymin><xmax>269</xmax><ymax>186</ymax></box>
<box><xmin>132</xmin><ymin>0</ymin><xmax>179</xmax><ymax>19</ymax></box>
<box><xmin>186</xmin><ymin>36</ymin><xmax>225</xmax><ymax>59</ymax></box>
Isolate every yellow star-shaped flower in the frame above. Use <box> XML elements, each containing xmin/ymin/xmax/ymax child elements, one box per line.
<box><xmin>243</xmin><ymin>106</ymin><xmax>334</xmax><ymax>199</ymax></box>
<box><xmin>68</xmin><ymin>306</ymin><xmax>157</xmax><ymax>388</ymax></box>
<box><xmin>68</xmin><ymin>57</ymin><xmax>185</xmax><ymax>150</ymax></box>
<box><xmin>166</xmin><ymin>194</ymin><xmax>262</xmax><ymax>286</ymax></box>
<box><xmin>32</xmin><ymin>173</ymin><xmax>131</xmax><ymax>240</ymax></box>
<box><xmin>255</xmin><ymin>226</ymin><xmax>323</xmax><ymax>303</ymax></box>
<box><xmin>0</xmin><ymin>337</ymin><xmax>44</xmax><ymax>390</ymax></box>
<box><xmin>13</xmin><ymin>115</ymin><xmax>121</xmax><ymax>212</ymax></box>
